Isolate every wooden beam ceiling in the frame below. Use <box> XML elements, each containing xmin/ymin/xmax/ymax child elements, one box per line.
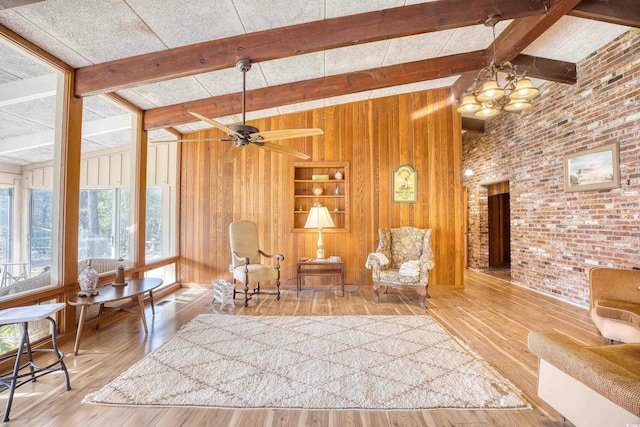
<box><xmin>569</xmin><ymin>0</ymin><xmax>640</xmax><ymax>28</ymax></box>
<box><xmin>75</xmin><ymin>0</ymin><xmax>550</xmax><ymax>96</ymax></box>
<box><xmin>512</xmin><ymin>55</ymin><xmax>576</xmax><ymax>84</ymax></box>
<box><xmin>491</xmin><ymin>0</ymin><xmax>585</xmax><ymax>64</ymax></box>
<box><xmin>144</xmin><ymin>51</ymin><xmax>487</xmax><ymax>130</ymax></box>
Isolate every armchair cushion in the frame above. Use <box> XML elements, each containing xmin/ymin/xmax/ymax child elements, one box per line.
<box><xmin>233</xmin><ymin>264</ymin><xmax>278</xmax><ymax>284</ymax></box>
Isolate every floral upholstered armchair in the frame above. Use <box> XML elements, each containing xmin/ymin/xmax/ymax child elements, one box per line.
<box><xmin>366</xmin><ymin>227</ymin><xmax>435</xmax><ymax>308</ymax></box>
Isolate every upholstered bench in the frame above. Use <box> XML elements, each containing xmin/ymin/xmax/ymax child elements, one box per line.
<box><xmin>528</xmin><ymin>331</ymin><xmax>640</xmax><ymax>427</ymax></box>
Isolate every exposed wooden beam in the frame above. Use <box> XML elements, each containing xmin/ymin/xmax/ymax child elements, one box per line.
<box><xmin>569</xmin><ymin>0</ymin><xmax>640</xmax><ymax>28</ymax></box>
<box><xmin>462</xmin><ymin>117</ymin><xmax>485</xmax><ymax>132</ymax></box>
<box><xmin>512</xmin><ymin>54</ymin><xmax>576</xmax><ymax>84</ymax></box>
<box><xmin>145</xmin><ymin>51</ymin><xmax>487</xmax><ymax>130</ymax></box>
<box><xmin>492</xmin><ymin>0</ymin><xmax>585</xmax><ymax>65</ymax></box>
<box><xmin>75</xmin><ymin>0</ymin><xmax>549</xmax><ymax>96</ymax></box>
<box><xmin>146</xmin><ymin>51</ymin><xmax>574</xmax><ymax>130</ymax></box>
<box><xmin>0</xmin><ymin>0</ymin><xmax>45</xmax><ymax>10</ymax></box>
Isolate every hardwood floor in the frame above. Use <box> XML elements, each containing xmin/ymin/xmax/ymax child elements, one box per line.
<box><xmin>3</xmin><ymin>270</ymin><xmax>599</xmax><ymax>426</ymax></box>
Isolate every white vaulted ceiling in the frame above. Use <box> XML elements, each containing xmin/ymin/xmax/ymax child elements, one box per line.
<box><xmin>0</xmin><ymin>0</ymin><xmax>635</xmax><ymax>164</ymax></box>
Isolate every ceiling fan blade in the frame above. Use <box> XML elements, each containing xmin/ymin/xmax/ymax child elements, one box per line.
<box><xmin>189</xmin><ymin>112</ymin><xmax>244</xmax><ymax>138</ymax></box>
<box><xmin>250</xmin><ymin>128</ymin><xmax>324</xmax><ymax>142</ymax></box>
<box><xmin>224</xmin><ymin>144</ymin><xmax>244</xmax><ymax>163</ymax></box>
<box><xmin>257</xmin><ymin>141</ymin><xmax>310</xmax><ymax>160</ymax></box>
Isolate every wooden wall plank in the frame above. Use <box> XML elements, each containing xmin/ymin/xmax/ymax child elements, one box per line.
<box><xmin>179</xmin><ymin>88</ymin><xmax>464</xmax><ymax>290</ymax></box>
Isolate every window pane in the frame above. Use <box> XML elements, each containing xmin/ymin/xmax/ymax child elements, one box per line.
<box><xmin>78</xmin><ymin>189</ymin><xmax>113</xmax><ymax>260</ymax></box>
<box><xmin>145</xmin><ymin>187</ymin><xmax>162</xmax><ymax>260</ymax></box>
<box><xmin>30</xmin><ymin>190</ymin><xmax>53</xmax><ymax>275</ymax></box>
<box><xmin>119</xmin><ymin>188</ymin><xmax>130</xmax><ymax>260</ymax></box>
<box><xmin>0</xmin><ymin>188</ymin><xmax>12</xmax><ymax>265</ymax></box>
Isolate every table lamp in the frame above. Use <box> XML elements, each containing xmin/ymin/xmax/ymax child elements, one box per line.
<box><xmin>304</xmin><ymin>202</ymin><xmax>335</xmax><ymax>259</ymax></box>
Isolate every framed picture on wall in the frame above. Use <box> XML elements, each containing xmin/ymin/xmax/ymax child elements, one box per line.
<box><xmin>392</xmin><ymin>164</ymin><xmax>417</xmax><ymax>203</ymax></box>
<box><xmin>564</xmin><ymin>143</ymin><xmax>620</xmax><ymax>192</ymax></box>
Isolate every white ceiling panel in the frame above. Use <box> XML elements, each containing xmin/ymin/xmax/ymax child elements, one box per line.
<box><xmin>2</xmin><ymin>146</ymin><xmax>52</xmax><ymax>164</ymax></box>
<box><xmin>128</xmin><ymin>76</ymin><xmax>211</xmax><ymax>107</ymax></box>
<box><xmin>84</xmin><ymin>129</ymin><xmax>132</xmax><ymax>148</ymax></box>
<box><xmin>325</xmin><ymin>0</ymin><xmax>405</xmax><ymax>18</ymax></box>
<box><xmin>383</xmin><ymin>30</ymin><xmax>455</xmax><ymax>66</ymax></box>
<box><xmin>278</xmin><ymin>99</ymin><xmax>326</xmax><ymax>115</ymax></box>
<box><xmin>245</xmin><ymin>107</ymin><xmax>282</xmax><ymax>122</ymax></box>
<box><xmin>0</xmin><ymin>9</ymin><xmax>93</xmax><ymax>68</ymax></box>
<box><xmin>84</xmin><ymin>95</ymin><xmax>129</xmax><ymax>118</ymax></box>
<box><xmin>114</xmin><ymin>89</ymin><xmax>158</xmax><ymax>110</ymax></box>
<box><xmin>440</xmin><ymin>21</ymin><xmax>511</xmax><ymax>57</ymax></box>
<box><xmin>172</xmin><ymin>124</ymin><xmax>193</xmax><ymax>134</ymax></box>
<box><xmin>2</xmin><ymin>0</ymin><xmax>166</xmax><ymax>64</ymax></box>
<box><xmin>194</xmin><ymin>66</ymin><xmax>269</xmax><ymax>97</ymax></box>
<box><xmin>148</xmin><ymin>128</ymin><xmax>176</xmax><ymax>141</ymax></box>
<box><xmin>259</xmin><ymin>52</ymin><xmax>325</xmax><ymax>86</ymax></box>
<box><xmin>325</xmin><ymin>40</ymin><xmax>389</xmax><ymax>76</ymax></box>
<box><xmin>233</xmin><ymin>0</ymin><xmax>325</xmax><ymax>33</ymax></box>
<box><xmin>0</xmin><ymin>41</ymin><xmax>51</xmax><ymax>80</ymax></box>
<box><xmin>0</xmin><ymin>111</ymin><xmax>50</xmax><ymax>138</ymax></box>
<box><xmin>126</xmin><ymin>0</ymin><xmax>245</xmax><ymax>48</ymax></box>
<box><xmin>0</xmin><ymin>155</ymin><xmax>27</xmax><ymax>165</ymax></box>
<box><xmin>0</xmin><ymin>96</ymin><xmax>56</xmax><ymax>127</ymax></box>
<box><xmin>524</xmin><ymin>17</ymin><xmax>630</xmax><ymax>62</ymax></box>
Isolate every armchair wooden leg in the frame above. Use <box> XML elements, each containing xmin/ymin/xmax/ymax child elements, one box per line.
<box><xmin>243</xmin><ymin>283</ymin><xmax>249</xmax><ymax>307</ymax></box>
<box><xmin>373</xmin><ymin>284</ymin><xmax>381</xmax><ymax>304</ymax></box>
<box><xmin>275</xmin><ymin>278</ymin><xmax>281</xmax><ymax>300</ymax></box>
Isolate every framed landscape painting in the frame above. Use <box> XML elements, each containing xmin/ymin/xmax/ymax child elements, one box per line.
<box><xmin>564</xmin><ymin>143</ymin><xmax>620</xmax><ymax>192</ymax></box>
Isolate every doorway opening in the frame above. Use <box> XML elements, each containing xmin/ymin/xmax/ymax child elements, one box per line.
<box><xmin>487</xmin><ymin>181</ymin><xmax>510</xmax><ymax>280</ymax></box>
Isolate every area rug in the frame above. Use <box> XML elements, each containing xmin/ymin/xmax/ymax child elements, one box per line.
<box><xmin>84</xmin><ymin>314</ymin><xmax>530</xmax><ymax>410</ymax></box>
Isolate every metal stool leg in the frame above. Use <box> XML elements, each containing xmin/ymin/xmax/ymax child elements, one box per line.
<box><xmin>3</xmin><ymin>322</ymin><xmax>28</xmax><ymax>422</ymax></box>
<box><xmin>47</xmin><ymin>317</ymin><xmax>70</xmax><ymax>391</ymax></box>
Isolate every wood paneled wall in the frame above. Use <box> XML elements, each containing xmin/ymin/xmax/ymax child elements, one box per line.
<box><xmin>179</xmin><ymin>88</ymin><xmax>464</xmax><ymax>290</ymax></box>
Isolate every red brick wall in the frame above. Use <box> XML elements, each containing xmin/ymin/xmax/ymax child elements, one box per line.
<box><xmin>463</xmin><ymin>28</ymin><xmax>640</xmax><ymax>306</ymax></box>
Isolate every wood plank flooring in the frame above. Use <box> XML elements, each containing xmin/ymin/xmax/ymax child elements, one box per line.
<box><xmin>3</xmin><ymin>270</ymin><xmax>598</xmax><ymax>426</ymax></box>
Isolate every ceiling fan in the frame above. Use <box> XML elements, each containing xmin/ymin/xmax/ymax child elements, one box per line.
<box><xmin>156</xmin><ymin>58</ymin><xmax>322</xmax><ymax>163</ymax></box>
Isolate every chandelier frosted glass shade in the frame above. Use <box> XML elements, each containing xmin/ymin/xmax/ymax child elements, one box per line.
<box><xmin>457</xmin><ymin>95</ymin><xmax>482</xmax><ymax>113</ymax></box>
<box><xmin>476</xmin><ymin>80</ymin><xmax>506</xmax><ymax>102</ymax></box>
<box><xmin>503</xmin><ymin>98</ymin><xmax>532</xmax><ymax>112</ymax></box>
<box><xmin>474</xmin><ymin>103</ymin><xmax>500</xmax><ymax>118</ymax></box>
<box><xmin>510</xmin><ymin>78</ymin><xmax>540</xmax><ymax>99</ymax></box>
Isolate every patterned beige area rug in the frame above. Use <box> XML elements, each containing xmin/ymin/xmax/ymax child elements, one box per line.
<box><xmin>84</xmin><ymin>315</ymin><xmax>531</xmax><ymax>410</ymax></box>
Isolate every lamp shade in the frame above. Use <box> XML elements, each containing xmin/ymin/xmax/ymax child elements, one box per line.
<box><xmin>510</xmin><ymin>78</ymin><xmax>539</xmax><ymax>99</ymax></box>
<box><xmin>474</xmin><ymin>102</ymin><xmax>499</xmax><ymax>118</ymax></box>
<box><xmin>456</xmin><ymin>94</ymin><xmax>482</xmax><ymax>113</ymax></box>
<box><xmin>476</xmin><ymin>80</ymin><xmax>505</xmax><ymax>102</ymax></box>
<box><xmin>304</xmin><ymin>205</ymin><xmax>335</xmax><ymax>229</ymax></box>
<box><xmin>503</xmin><ymin>98</ymin><xmax>532</xmax><ymax>112</ymax></box>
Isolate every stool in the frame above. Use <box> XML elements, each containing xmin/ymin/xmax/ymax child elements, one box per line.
<box><xmin>212</xmin><ymin>279</ymin><xmax>235</xmax><ymax>311</ymax></box>
<box><xmin>0</xmin><ymin>303</ymin><xmax>70</xmax><ymax>422</ymax></box>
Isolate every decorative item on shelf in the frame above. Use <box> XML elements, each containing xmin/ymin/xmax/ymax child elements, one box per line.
<box><xmin>334</xmin><ymin>170</ymin><xmax>343</xmax><ymax>180</ymax></box>
<box><xmin>312</xmin><ymin>174</ymin><xmax>329</xmax><ymax>180</ymax></box>
<box><xmin>456</xmin><ymin>15</ymin><xmax>540</xmax><ymax>119</ymax></box>
<box><xmin>313</xmin><ymin>187</ymin><xmax>324</xmax><ymax>196</ymax></box>
<box><xmin>298</xmin><ymin>204</ymin><xmax>303</xmax><ymax>211</ymax></box>
<box><xmin>304</xmin><ymin>202</ymin><xmax>335</xmax><ymax>259</ymax></box>
<box><xmin>334</xmin><ymin>187</ymin><xmax>339</xmax><ymax>195</ymax></box>
<box><xmin>334</xmin><ymin>207</ymin><xmax>338</xmax><ymax>212</ymax></box>
<box><xmin>78</xmin><ymin>259</ymin><xmax>99</xmax><ymax>297</ymax></box>
<box><xmin>113</xmin><ymin>258</ymin><xmax>127</xmax><ymax>287</ymax></box>
<box><xmin>329</xmin><ymin>256</ymin><xmax>341</xmax><ymax>262</ymax></box>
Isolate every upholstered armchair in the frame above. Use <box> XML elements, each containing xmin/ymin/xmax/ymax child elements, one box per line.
<box><xmin>589</xmin><ymin>267</ymin><xmax>640</xmax><ymax>343</ymax></box>
<box><xmin>367</xmin><ymin>227</ymin><xmax>435</xmax><ymax>308</ymax></box>
<box><xmin>229</xmin><ymin>220</ymin><xmax>284</xmax><ymax>307</ymax></box>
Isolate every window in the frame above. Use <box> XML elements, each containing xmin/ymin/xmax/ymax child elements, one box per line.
<box><xmin>0</xmin><ymin>188</ymin><xmax>12</xmax><ymax>265</ymax></box>
<box><xmin>145</xmin><ymin>187</ymin><xmax>163</xmax><ymax>260</ymax></box>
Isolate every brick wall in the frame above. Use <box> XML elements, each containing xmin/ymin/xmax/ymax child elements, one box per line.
<box><xmin>463</xmin><ymin>28</ymin><xmax>640</xmax><ymax>307</ymax></box>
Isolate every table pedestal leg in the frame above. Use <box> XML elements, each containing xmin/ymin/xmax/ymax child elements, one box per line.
<box><xmin>74</xmin><ymin>306</ymin><xmax>87</xmax><ymax>355</ymax></box>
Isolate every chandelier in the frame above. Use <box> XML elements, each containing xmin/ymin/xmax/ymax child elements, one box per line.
<box><xmin>457</xmin><ymin>15</ymin><xmax>539</xmax><ymax>118</ymax></box>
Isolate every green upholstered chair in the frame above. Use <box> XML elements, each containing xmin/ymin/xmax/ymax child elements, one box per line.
<box><xmin>229</xmin><ymin>220</ymin><xmax>283</xmax><ymax>307</ymax></box>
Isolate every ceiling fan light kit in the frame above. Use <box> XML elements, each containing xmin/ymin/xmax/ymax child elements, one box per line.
<box><xmin>456</xmin><ymin>15</ymin><xmax>540</xmax><ymax>118</ymax></box>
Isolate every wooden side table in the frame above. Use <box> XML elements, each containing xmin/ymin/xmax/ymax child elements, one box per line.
<box><xmin>296</xmin><ymin>260</ymin><xmax>345</xmax><ymax>297</ymax></box>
